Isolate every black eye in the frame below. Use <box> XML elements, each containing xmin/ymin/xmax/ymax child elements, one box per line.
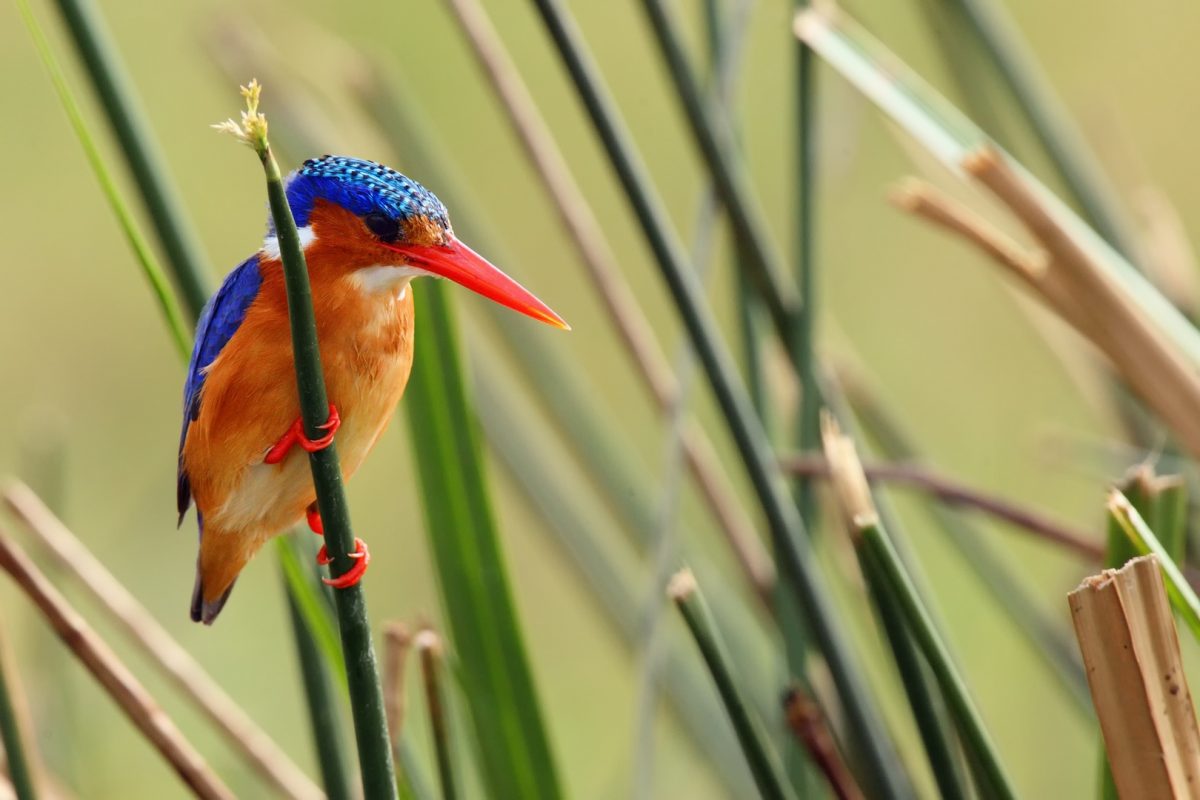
<box><xmin>363</xmin><ymin>212</ymin><xmax>400</xmax><ymax>243</ymax></box>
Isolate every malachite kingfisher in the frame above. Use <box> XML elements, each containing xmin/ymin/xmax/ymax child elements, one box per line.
<box><xmin>177</xmin><ymin>155</ymin><xmax>567</xmax><ymax>624</ymax></box>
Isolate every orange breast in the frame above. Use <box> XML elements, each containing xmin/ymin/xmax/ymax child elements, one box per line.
<box><xmin>181</xmin><ymin>253</ymin><xmax>416</xmax><ymax>540</ymax></box>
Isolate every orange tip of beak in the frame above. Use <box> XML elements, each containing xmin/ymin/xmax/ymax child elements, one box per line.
<box><xmin>384</xmin><ymin>236</ymin><xmax>569</xmax><ymax>330</ymax></box>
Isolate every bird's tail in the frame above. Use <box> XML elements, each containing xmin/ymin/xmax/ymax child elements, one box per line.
<box><xmin>191</xmin><ymin>525</ymin><xmax>261</xmax><ymax>625</ymax></box>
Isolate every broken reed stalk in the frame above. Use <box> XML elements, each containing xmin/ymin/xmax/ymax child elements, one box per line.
<box><xmin>0</xmin><ymin>624</ymin><xmax>36</xmax><ymax>800</ymax></box>
<box><xmin>668</xmin><ymin>570</ymin><xmax>796</xmax><ymax>800</ymax></box>
<box><xmin>778</xmin><ymin>454</ymin><xmax>1101</xmax><ymax>560</ymax></box>
<box><xmin>782</xmin><ymin>688</ymin><xmax>864</xmax><ymax>800</ymax></box>
<box><xmin>0</xmin><ymin>526</ymin><xmax>233</xmax><ymax>800</ymax></box>
<box><xmin>2</xmin><ymin>481</ymin><xmax>322</xmax><ymax>800</ymax></box>
<box><xmin>415</xmin><ymin>631</ymin><xmax>457</xmax><ymax>800</ymax></box>
<box><xmin>382</xmin><ymin>623</ymin><xmax>413</xmax><ymax>751</ymax></box>
<box><xmin>1069</xmin><ymin>555</ymin><xmax>1200</xmax><ymax>797</ymax></box>
<box><xmin>217</xmin><ymin>81</ymin><xmax>397</xmax><ymax>799</ymax></box>
<box><xmin>444</xmin><ymin>0</ymin><xmax>773</xmax><ymax>599</ymax></box>
<box><xmin>821</xmin><ymin>414</ymin><xmax>1016</xmax><ymax>800</ymax></box>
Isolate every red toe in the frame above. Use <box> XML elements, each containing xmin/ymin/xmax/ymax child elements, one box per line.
<box><xmin>322</xmin><ymin>538</ymin><xmax>370</xmax><ymax>589</ymax></box>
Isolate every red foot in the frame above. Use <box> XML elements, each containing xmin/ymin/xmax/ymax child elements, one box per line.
<box><xmin>306</xmin><ymin>503</ymin><xmax>324</xmax><ymax>535</ymax></box>
<box><xmin>264</xmin><ymin>405</ymin><xmax>341</xmax><ymax>465</ymax></box>
<box><xmin>319</xmin><ymin>538</ymin><xmax>370</xmax><ymax>589</ymax></box>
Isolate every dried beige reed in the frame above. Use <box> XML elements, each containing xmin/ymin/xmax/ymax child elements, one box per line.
<box><xmin>1069</xmin><ymin>555</ymin><xmax>1200</xmax><ymax>798</ymax></box>
<box><xmin>1</xmin><ymin>482</ymin><xmax>319</xmax><ymax>800</ymax></box>
<box><xmin>0</xmin><ymin>524</ymin><xmax>234</xmax><ymax>800</ymax></box>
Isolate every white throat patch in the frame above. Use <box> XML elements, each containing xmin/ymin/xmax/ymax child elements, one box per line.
<box><xmin>350</xmin><ymin>265</ymin><xmax>432</xmax><ymax>296</ymax></box>
<box><xmin>262</xmin><ymin>226</ymin><xmax>317</xmax><ymax>260</ymax></box>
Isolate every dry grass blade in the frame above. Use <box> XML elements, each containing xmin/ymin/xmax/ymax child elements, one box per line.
<box><xmin>1069</xmin><ymin>555</ymin><xmax>1200</xmax><ymax>798</ymax></box>
<box><xmin>0</xmin><ymin>524</ymin><xmax>234</xmax><ymax>800</ymax></box>
<box><xmin>1</xmin><ymin>481</ymin><xmax>320</xmax><ymax>800</ymax></box>
<box><xmin>444</xmin><ymin>0</ymin><xmax>773</xmax><ymax>600</ymax></box>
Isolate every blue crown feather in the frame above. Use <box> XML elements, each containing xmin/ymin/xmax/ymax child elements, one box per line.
<box><xmin>280</xmin><ymin>155</ymin><xmax>450</xmax><ymax>229</ymax></box>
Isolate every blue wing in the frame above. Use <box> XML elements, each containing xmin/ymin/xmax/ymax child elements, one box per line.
<box><xmin>177</xmin><ymin>255</ymin><xmax>264</xmax><ymax>523</ymax></box>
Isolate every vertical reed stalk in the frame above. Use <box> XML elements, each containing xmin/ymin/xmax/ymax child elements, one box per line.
<box><xmin>48</xmin><ymin>0</ymin><xmax>212</xmax><ymax>315</ymax></box>
<box><xmin>217</xmin><ymin>81</ymin><xmax>397</xmax><ymax>799</ymax></box>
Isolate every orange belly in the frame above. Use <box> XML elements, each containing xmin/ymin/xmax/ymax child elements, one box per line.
<box><xmin>182</xmin><ymin>268</ymin><xmax>415</xmax><ymax>603</ymax></box>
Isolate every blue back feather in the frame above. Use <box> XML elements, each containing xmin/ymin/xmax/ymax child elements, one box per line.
<box><xmin>176</xmin><ymin>254</ymin><xmax>263</xmax><ymax>521</ymax></box>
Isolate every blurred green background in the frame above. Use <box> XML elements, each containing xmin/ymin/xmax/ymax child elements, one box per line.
<box><xmin>2</xmin><ymin>0</ymin><xmax>1197</xmax><ymax>797</ymax></box>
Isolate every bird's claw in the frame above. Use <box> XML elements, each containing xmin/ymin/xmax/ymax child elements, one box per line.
<box><xmin>306</xmin><ymin>503</ymin><xmax>324</xmax><ymax>534</ymax></box>
<box><xmin>320</xmin><ymin>538</ymin><xmax>370</xmax><ymax>589</ymax></box>
<box><xmin>264</xmin><ymin>405</ymin><xmax>341</xmax><ymax>464</ymax></box>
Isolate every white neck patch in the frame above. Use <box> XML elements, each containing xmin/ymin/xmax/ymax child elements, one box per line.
<box><xmin>262</xmin><ymin>225</ymin><xmax>317</xmax><ymax>260</ymax></box>
<box><xmin>350</xmin><ymin>265</ymin><xmax>432</xmax><ymax>295</ymax></box>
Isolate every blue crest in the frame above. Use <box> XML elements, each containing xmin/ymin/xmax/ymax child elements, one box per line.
<box><xmin>281</xmin><ymin>155</ymin><xmax>450</xmax><ymax>229</ymax></box>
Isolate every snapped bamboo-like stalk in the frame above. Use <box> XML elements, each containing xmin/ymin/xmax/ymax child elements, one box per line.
<box><xmin>442</xmin><ymin>0</ymin><xmax>773</xmax><ymax>600</ymax></box>
<box><xmin>1069</xmin><ymin>555</ymin><xmax>1200</xmax><ymax>798</ymax></box>
<box><xmin>669</xmin><ymin>570</ymin><xmax>796</xmax><ymax>800</ymax></box>
<box><xmin>382</xmin><ymin>623</ymin><xmax>413</xmax><ymax>750</ymax></box>
<box><xmin>821</xmin><ymin>414</ymin><xmax>1016</xmax><ymax>800</ymax></box>
<box><xmin>216</xmin><ymin>80</ymin><xmax>397</xmax><ymax>799</ymax></box>
<box><xmin>1</xmin><ymin>482</ymin><xmax>322</xmax><ymax>800</ymax></box>
<box><xmin>0</xmin><ymin>526</ymin><xmax>233</xmax><ymax>800</ymax></box>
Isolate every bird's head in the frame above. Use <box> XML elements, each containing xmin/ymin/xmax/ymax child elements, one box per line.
<box><xmin>273</xmin><ymin>155</ymin><xmax>567</xmax><ymax>329</ymax></box>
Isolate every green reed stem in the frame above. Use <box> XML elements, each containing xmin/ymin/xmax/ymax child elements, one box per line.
<box><xmin>633</xmin><ymin>0</ymin><xmax>799</xmax><ymax>346</ymax></box>
<box><xmin>857</xmin><ymin>542</ymin><xmax>968</xmax><ymax>800</ymax></box>
<box><xmin>858</xmin><ymin>521</ymin><xmax>1015</xmax><ymax>799</ymax></box>
<box><xmin>285</xmin><ymin>585</ymin><xmax>353</xmax><ymax>800</ymax></box>
<box><xmin>18</xmin><ymin>0</ymin><xmax>188</xmax><ymax>358</ymax></box>
<box><xmin>670</xmin><ymin>570</ymin><xmax>796</xmax><ymax>800</ymax></box>
<box><xmin>235</xmin><ymin>100</ymin><xmax>396</xmax><ymax>799</ymax></box>
<box><xmin>792</xmin><ymin>0</ymin><xmax>821</xmax><ymax>529</ymax></box>
<box><xmin>49</xmin><ymin>0</ymin><xmax>212</xmax><ymax>317</ymax></box>
<box><xmin>527</xmin><ymin>3</ymin><xmax>907</xmax><ymax>794</ymax></box>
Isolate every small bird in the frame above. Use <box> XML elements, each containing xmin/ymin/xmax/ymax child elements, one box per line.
<box><xmin>178</xmin><ymin>155</ymin><xmax>566</xmax><ymax>624</ymax></box>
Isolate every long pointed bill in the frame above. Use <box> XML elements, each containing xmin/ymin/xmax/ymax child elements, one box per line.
<box><xmin>384</xmin><ymin>235</ymin><xmax>569</xmax><ymax>330</ymax></box>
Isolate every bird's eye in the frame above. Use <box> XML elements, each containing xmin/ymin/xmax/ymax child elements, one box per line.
<box><xmin>363</xmin><ymin>212</ymin><xmax>400</xmax><ymax>243</ymax></box>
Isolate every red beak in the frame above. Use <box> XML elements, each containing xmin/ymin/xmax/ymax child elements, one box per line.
<box><xmin>383</xmin><ymin>235</ymin><xmax>569</xmax><ymax>330</ymax></box>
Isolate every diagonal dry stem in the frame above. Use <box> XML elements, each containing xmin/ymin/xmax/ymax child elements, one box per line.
<box><xmin>1</xmin><ymin>482</ymin><xmax>320</xmax><ymax>800</ymax></box>
<box><xmin>0</xmin><ymin>523</ymin><xmax>233</xmax><ymax>800</ymax></box>
<box><xmin>962</xmin><ymin>148</ymin><xmax>1200</xmax><ymax>459</ymax></box>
